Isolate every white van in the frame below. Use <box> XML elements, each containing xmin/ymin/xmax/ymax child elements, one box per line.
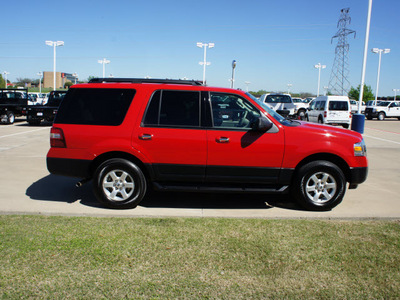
<box><xmin>306</xmin><ymin>95</ymin><xmax>352</xmax><ymax>128</ymax></box>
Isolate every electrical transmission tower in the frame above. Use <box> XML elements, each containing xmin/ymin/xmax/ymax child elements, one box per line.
<box><xmin>328</xmin><ymin>8</ymin><xmax>356</xmax><ymax>96</ymax></box>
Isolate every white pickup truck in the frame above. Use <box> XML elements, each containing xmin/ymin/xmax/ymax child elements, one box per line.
<box><xmin>258</xmin><ymin>93</ymin><xmax>307</xmax><ymax>119</ymax></box>
<box><xmin>364</xmin><ymin>101</ymin><xmax>400</xmax><ymax>120</ymax></box>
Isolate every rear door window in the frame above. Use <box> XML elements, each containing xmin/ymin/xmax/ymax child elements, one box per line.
<box><xmin>328</xmin><ymin>101</ymin><xmax>349</xmax><ymax>111</ymax></box>
<box><xmin>54</xmin><ymin>88</ymin><xmax>135</xmax><ymax>126</ymax></box>
<box><xmin>143</xmin><ymin>90</ymin><xmax>200</xmax><ymax>127</ymax></box>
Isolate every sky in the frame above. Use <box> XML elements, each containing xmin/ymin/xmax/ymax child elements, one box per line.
<box><xmin>1</xmin><ymin>0</ymin><xmax>399</xmax><ymax>97</ymax></box>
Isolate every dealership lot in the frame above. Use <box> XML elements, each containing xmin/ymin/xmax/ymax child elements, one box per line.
<box><xmin>0</xmin><ymin>119</ymin><xmax>399</xmax><ymax>219</ymax></box>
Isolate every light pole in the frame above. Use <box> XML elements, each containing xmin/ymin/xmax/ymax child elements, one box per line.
<box><xmin>230</xmin><ymin>60</ymin><xmax>237</xmax><ymax>88</ymax></box>
<box><xmin>287</xmin><ymin>83</ymin><xmax>292</xmax><ymax>94</ymax></box>
<box><xmin>72</xmin><ymin>73</ymin><xmax>78</xmax><ymax>84</ymax></box>
<box><xmin>45</xmin><ymin>40</ymin><xmax>64</xmax><ymax>91</ymax></box>
<box><xmin>393</xmin><ymin>89</ymin><xmax>400</xmax><ymax>101</ymax></box>
<box><xmin>371</xmin><ymin>48</ymin><xmax>390</xmax><ymax>103</ymax></box>
<box><xmin>245</xmin><ymin>81</ymin><xmax>251</xmax><ymax>92</ymax></box>
<box><xmin>197</xmin><ymin>42</ymin><xmax>214</xmax><ymax>85</ymax></box>
<box><xmin>98</xmin><ymin>58</ymin><xmax>110</xmax><ymax>78</ymax></box>
<box><xmin>3</xmin><ymin>71</ymin><xmax>10</xmax><ymax>89</ymax></box>
<box><xmin>314</xmin><ymin>63</ymin><xmax>326</xmax><ymax>97</ymax></box>
<box><xmin>37</xmin><ymin>72</ymin><xmax>43</xmax><ymax>93</ymax></box>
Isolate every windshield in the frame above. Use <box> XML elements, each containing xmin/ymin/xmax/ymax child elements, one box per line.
<box><xmin>245</xmin><ymin>92</ymin><xmax>289</xmax><ymax>124</ymax></box>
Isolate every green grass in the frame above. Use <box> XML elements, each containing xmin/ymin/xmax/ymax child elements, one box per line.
<box><xmin>0</xmin><ymin>216</ymin><xmax>399</xmax><ymax>299</ymax></box>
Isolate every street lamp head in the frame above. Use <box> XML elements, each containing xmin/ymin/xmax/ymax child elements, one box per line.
<box><xmin>371</xmin><ymin>48</ymin><xmax>380</xmax><ymax>53</ymax></box>
<box><xmin>383</xmin><ymin>48</ymin><xmax>391</xmax><ymax>54</ymax></box>
<box><xmin>197</xmin><ymin>42</ymin><xmax>203</xmax><ymax>48</ymax></box>
<box><xmin>208</xmin><ymin>43</ymin><xmax>215</xmax><ymax>48</ymax></box>
<box><xmin>232</xmin><ymin>60</ymin><xmax>236</xmax><ymax>69</ymax></box>
<box><xmin>45</xmin><ymin>40</ymin><xmax>64</xmax><ymax>47</ymax></box>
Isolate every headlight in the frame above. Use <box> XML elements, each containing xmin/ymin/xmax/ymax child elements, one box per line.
<box><xmin>354</xmin><ymin>139</ymin><xmax>367</xmax><ymax>157</ymax></box>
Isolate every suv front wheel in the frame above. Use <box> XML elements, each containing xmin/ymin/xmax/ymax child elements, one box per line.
<box><xmin>292</xmin><ymin>160</ymin><xmax>346</xmax><ymax>211</ymax></box>
<box><xmin>93</xmin><ymin>158</ymin><xmax>147</xmax><ymax>209</ymax></box>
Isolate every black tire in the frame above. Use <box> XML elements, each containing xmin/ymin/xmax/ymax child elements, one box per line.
<box><xmin>6</xmin><ymin>111</ymin><xmax>15</xmax><ymax>124</ymax></box>
<box><xmin>93</xmin><ymin>158</ymin><xmax>147</xmax><ymax>209</ymax></box>
<box><xmin>342</xmin><ymin>124</ymin><xmax>349</xmax><ymax>129</ymax></box>
<box><xmin>378</xmin><ymin>112</ymin><xmax>385</xmax><ymax>121</ymax></box>
<box><xmin>367</xmin><ymin>116</ymin><xmax>373</xmax><ymax>120</ymax></box>
<box><xmin>297</xmin><ymin>109</ymin><xmax>306</xmax><ymax>120</ymax></box>
<box><xmin>318</xmin><ymin>117</ymin><xmax>323</xmax><ymax>124</ymax></box>
<box><xmin>291</xmin><ymin>160</ymin><xmax>346</xmax><ymax>211</ymax></box>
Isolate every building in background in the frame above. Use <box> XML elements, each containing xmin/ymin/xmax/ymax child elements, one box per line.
<box><xmin>42</xmin><ymin>72</ymin><xmax>77</xmax><ymax>89</ymax></box>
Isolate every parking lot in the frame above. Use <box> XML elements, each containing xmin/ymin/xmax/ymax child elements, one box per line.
<box><xmin>0</xmin><ymin>118</ymin><xmax>399</xmax><ymax>219</ymax></box>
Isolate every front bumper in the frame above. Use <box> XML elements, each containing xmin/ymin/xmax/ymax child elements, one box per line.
<box><xmin>349</xmin><ymin>167</ymin><xmax>368</xmax><ymax>185</ymax></box>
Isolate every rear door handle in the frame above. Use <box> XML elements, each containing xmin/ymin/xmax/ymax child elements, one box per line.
<box><xmin>139</xmin><ymin>134</ymin><xmax>153</xmax><ymax>140</ymax></box>
<box><xmin>216</xmin><ymin>137</ymin><xmax>230</xmax><ymax>143</ymax></box>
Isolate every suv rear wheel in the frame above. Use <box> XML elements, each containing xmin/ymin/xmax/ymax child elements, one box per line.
<box><xmin>292</xmin><ymin>160</ymin><xmax>346</xmax><ymax>211</ymax></box>
<box><xmin>93</xmin><ymin>158</ymin><xmax>147</xmax><ymax>209</ymax></box>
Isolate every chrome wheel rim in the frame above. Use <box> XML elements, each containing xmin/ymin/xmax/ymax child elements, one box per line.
<box><xmin>305</xmin><ymin>172</ymin><xmax>337</xmax><ymax>204</ymax></box>
<box><xmin>102</xmin><ymin>169</ymin><xmax>135</xmax><ymax>201</ymax></box>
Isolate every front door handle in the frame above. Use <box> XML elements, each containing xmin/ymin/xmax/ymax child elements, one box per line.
<box><xmin>216</xmin><ymin>137</ymin><xmax>230</xmax><ymax>143</ymax></box>
<box><xmin>139</xmin><ymin>134</ymin><xmax>153</xmax><ymax>140</ymax></box>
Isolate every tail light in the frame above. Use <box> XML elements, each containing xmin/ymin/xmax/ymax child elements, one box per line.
<box><xmin>50</xmin><ymin>127</ymin><xmax>66</xmax><ymax>148</ymax></box>
<box><xmin>324</xmin><ymin>111</ymin><xmax>327</xmax><ymax>118</ymax></box>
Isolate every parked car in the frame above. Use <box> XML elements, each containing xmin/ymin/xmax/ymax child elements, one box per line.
<box><xmin>47</xmin><ymin>78</ymin><xmax>368</xmax><ymax>211</ymax></box>
<box><xmin>258</xmin><ymin>93</ymin><xmax>306</xmax><ymax>119</ymax></box>
<box><xmin>365</xmin><ymin>101</ymin><xmax>400</xmax><ymax>120</ymax></box>
<box><xmin>306</xmin><ymin>95</ymin><xmax>352</xmax><ymax>129</ymax></box>
<box><xmin>0</xmin><ymin>89</ymin><xmax>28</xmax><ymax>124</ymax></box>
<box><xmin>292</xmin><ymin>97</ymin><xmax>309</xmax><ymax>119</ymax></box>
<box><xmin>303</xmin><ymin>97</ymin><xmax>315</xmax><ymax>104</ymax></box>
<box><xmin>27</xmin><ymin>90</ymin><xmax>67</xmax><ymax>125</ymax></box>
<box><xmin>350</xmin><ymin>99</ymin><xmax>366</xmax><ymax>114</ymax></box>
<box><xmin>366</xmin><ymin>100</ymin><xmax>381</xmax><ymax>107</ymax></box>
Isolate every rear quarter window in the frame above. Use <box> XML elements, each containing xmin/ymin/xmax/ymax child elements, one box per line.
<box><xmin>328</xmin><ymin>101</ymin><xmax>349</xmax><ymax>111</ymax></box>
<box><xmin>54</xmin><ymin>88</ymin><xmax>135</xmax><ymax>126</ymax></box>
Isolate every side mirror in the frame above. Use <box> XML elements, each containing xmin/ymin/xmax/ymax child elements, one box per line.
<box><xmin>251</xmin><ymin>116</ymin><xmax>273</xmax><ymax>132</ymax></box>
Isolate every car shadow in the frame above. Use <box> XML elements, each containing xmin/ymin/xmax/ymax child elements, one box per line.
<box><xmin>16</xmin><ymin>120</ymin><xmax>53</xmax><ymax>127</ymax></box>
<box><xmin>26</xmin><ymin>175</ymin><xmax>305</xmax><ymax>211</ymax></box>
<box><xmin>26</xmin><ymin>175</ymin><xmax>101</xmax><ymax>208</ymax></box>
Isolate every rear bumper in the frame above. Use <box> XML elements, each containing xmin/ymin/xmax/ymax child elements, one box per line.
<box><xmin>47</xmin><ymin>157</ymin><xmax>92</xmax><ymax>179</ymax></box>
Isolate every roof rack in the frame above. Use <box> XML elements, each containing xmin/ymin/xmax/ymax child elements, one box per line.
<box><xmin>88</xmin><ymin>78</ymin><xmax>203</xmax><ymax>86</ymax></box>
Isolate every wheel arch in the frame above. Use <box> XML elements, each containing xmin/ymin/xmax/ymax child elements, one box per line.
<box><xmin>293</xmin><ymin>153</ymin><xmax>351</xmax><ymax>183</ymax></box>
<box><xmin>89</xmin><ymin>151</ymin><xmax>152</xmax><ymax>181</ymax></box>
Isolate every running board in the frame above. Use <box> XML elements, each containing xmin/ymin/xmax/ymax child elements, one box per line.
<box><xmin>153</xmin><ymin>183</ymin><xmax>289</xmax><ymax>194</ymax></box>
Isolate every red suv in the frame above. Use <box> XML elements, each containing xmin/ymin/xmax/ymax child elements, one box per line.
<box><xmin>47</xmin><ymin>78</ymin><xmax>368</xmax><ymax>211</ymax></box>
